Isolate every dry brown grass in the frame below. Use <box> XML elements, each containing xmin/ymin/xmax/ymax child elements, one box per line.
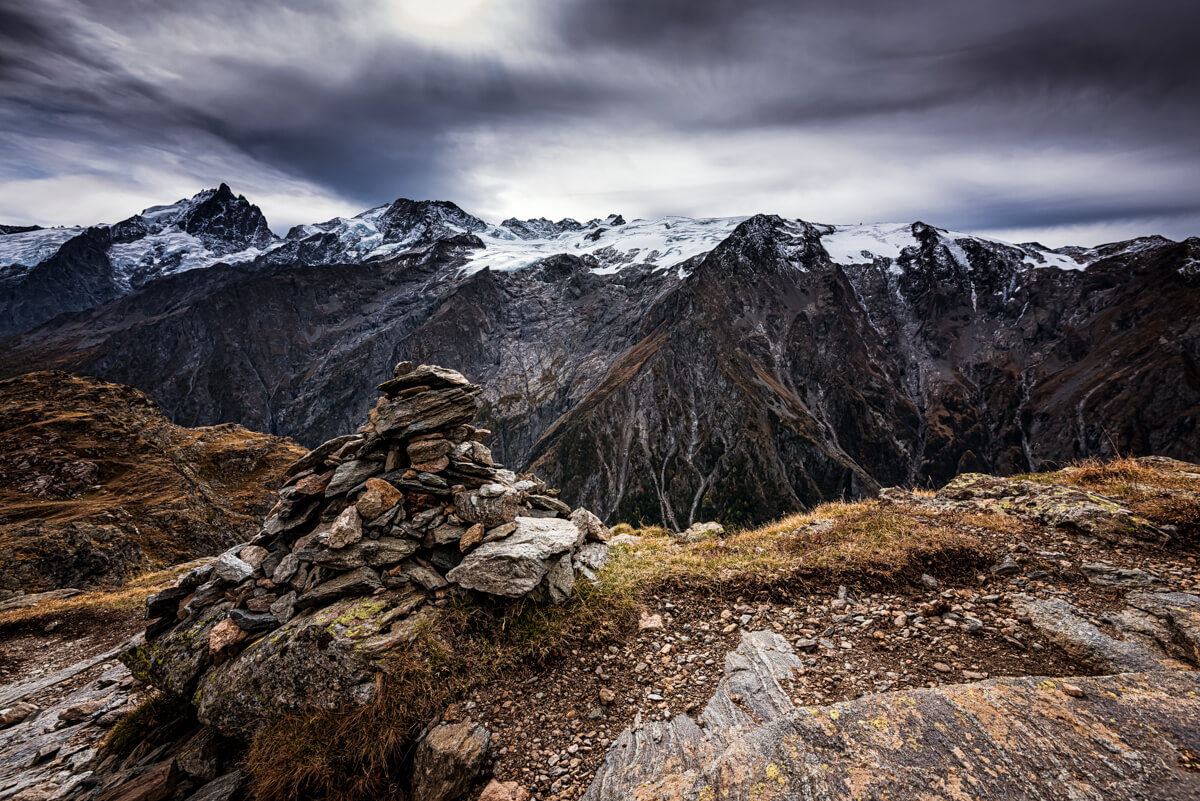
<box><xmin>1024</xmin><ymin>456</ymin><xmax>1200</xmax><ymax>540</ymax></box>
<box><xmin>0</xmin><ymin>561</ymin><xmax>203</xmax><ymax>630</ymax></box>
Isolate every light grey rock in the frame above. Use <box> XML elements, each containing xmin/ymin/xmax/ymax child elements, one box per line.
<box><xmin>1015</xmin><ymin>595</ymin><xmax>1180</xmax><ymax>672</ymax></box>
<box><xmin>446</xmin><ymin>517</ymin><xmax>584</xmax><ymax>598</ymax></box>
<box><xmin>325</xmin><ymin>459</ymin><xmax>382</xmax><ymax>497</ymax></box>
<box><xmin>269</xmin><ymin>591</ymin><xmax>297</xmax><ymax>624</ymax></box>
<box><xmin>1082</xmin><ymin>562</ymin><xmax>1159</xmax><ymax>587</ymax></box>
<box><xmin>454</xmin><ymin>487</ymin><xmax>522</xmax><ymax>528</ymax></box>
<box><xmin>327</xmin><ymin>506</ymin><xmax>363</xmax><ymax>549</ymax></box>
<box><xmin>314</xmin><ymin>537</ymin><xmax>419</xmax><ymax>570</ymax></box>
<box><xmin>680</xmin><ymin>521</ymin><xmax>725</xmax><ymax>543</ymax></box>
<box><xmin>1125</xmin><ymin>591</ymin><xmax>1200</xmax><ymax>664</ymax></box>
<box><xmin>990</xmin><ymin>555</ymin><xmax>1022</xmax><ymax>577</ymax></box>
<box><xmin>570</xmin><ymin>508</ymin><xmax>611</xmax><ymax>543</ymax></box>
<box><xmin>405</xmin><ymin>565</ymin><xmax>448</xmax><ymax>591</ymax></box>
<box><xmin>271</xmin><ymin>553</ymin><xmax>299</xmax><ymax>584</ymax></box>
<box><xmin>211</xmin><ymin>551</ymin><xmax>254</xmax><ymax>584</ymax></box>
<box><xmin>410</xmin><ymin>720</ymin><xmax>490</xmax><ymax>801</ymax></box>
<box><xmin>573</xmin><ymin>541</ymin><xmax>610</xmax><ymax>581</ymax></box>
<box><xmin>542</xmin><ymin>553</ymin><xmax>575</xmax><ymax>605</ymax></box>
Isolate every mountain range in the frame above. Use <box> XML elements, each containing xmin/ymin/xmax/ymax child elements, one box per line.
<box><xmin>2</xmin><ymin>186</ymin><xmax>1197</xmax><ymax>527</ymax></box>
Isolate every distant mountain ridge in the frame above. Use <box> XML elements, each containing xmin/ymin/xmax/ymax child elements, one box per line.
<box><xmin>1</xmin><ymin>186</ymin><xmax>1197</xmax><ymax>526</ymax></box>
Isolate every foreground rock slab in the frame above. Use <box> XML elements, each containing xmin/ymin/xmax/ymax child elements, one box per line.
<box><xmin>583</xmin><ymin>630</ymin><xmax>1200</xmax><ymax>801</ymax></box>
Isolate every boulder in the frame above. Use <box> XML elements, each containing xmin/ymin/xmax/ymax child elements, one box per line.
<box><xmin>570</xmin><ymin>508</ymin><xmax>611</xmax><ymax>542</ymax></box>
<box><xmin>407</xmin><ymin>438</ymin><xmax>455</xmax><ymax>464</ymax></box>
<box><xmin>325</xmin><ymin>459</ymin><xmax>382</xmax><ymax>497</ymax></box>
<box><xmin>194</xmin><ymin>588</ymin><xmax>431</xmax><ymax>739</ymax></box>
<box><xmin>410</xmin><ymin>720</ymin><xmax>490</xmax><ymax>801</ymax></box>
<box><xmin>378</xmin><ymin>364</ymin><xmax>473</xmax><ymax>395</ymax></box>
<box><xmin>313</xmin><ymin>537</ymin><xmax>419</xmax><ymax>570</ymax></box>
<box><xmin>228</xmin><ymin>608</ymin><xmax>279</xmax><ymax>633</ymax></box>
<box><xmin>237</xmin><ymin>545</ymin><xmax>268</xmax><ymax>570</ymax></box>
<box><xmin>374</xmin><ymin>385</ymin><xmax>481</xmax><ymax>439</ymax></box>
<box><xmin>454</xmin><ymin>487</ymin><xmax>522</xmax><ymax>528</ymax></box>
<box><xmin>446</xmin><ymin>517</ymin><xmax>585</xmax><ymax>598</ymax></box>
<box><xmin>211</xmin><ymin>551</ymin><xmax>253</xmax><ymax>584</ymax></box>
<box><xmin>1015</xmin><ymin>595</ymin><xmax>1187</xmax><ymax>672</ymax></box>
<box><xmin>123</xmin><ymin>603</ymin><xmax>233</xmax><ymax>697</ymax></box>
<box><xmin>679</xmin><ymin>521</ymin><xmax>724</xmax><ymax>542</ymax></box>
<box><xmin>936</xmin><ymin>473</ymin><xmax>1166</xmax><ymax>544</ymax></box>
<box><xmin>1082</xmin><ymin>561</ymin><xmax>1159</xmax><ymax>587</ymax></box>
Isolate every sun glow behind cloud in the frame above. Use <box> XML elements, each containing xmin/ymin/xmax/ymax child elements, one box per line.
<box><xmin>382</xmin><ymin>0</ymin><xmax>517</xmax><ymax>48</ymax></box>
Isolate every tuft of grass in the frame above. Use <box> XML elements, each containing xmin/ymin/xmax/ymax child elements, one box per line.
<box><xmin>103</xmin><ymin>692</ymin><xmax>192</xmax><ymax>755</ymax></box>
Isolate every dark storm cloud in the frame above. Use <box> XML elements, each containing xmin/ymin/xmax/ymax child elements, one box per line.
<box><xmin>1</xmin><ymin>0</ymin><xmax>1198</xmax><ymax>242</ymax></box>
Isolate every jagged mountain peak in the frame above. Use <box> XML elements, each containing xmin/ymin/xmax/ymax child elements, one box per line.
<box><xmin>374</xmin><ymin>197</ymin><xmax>487</xmax><ymax>244</ymax></box>
<box><xmin>498</xmin><ymin>213</ymin><xmax>627</xmax><ymax>241</ymax></box>
<box><xmin>136</xmin><ymin>184</ymin><xmax>276</xmax><ymax>252</ymax></box>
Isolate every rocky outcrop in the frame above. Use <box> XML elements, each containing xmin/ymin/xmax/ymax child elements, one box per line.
<box><xmin>936</xmin><ymin>472</ymin><xmax>1167</xmax><ymax>543</ymax></box>
<box><xmin>881</xmin><ymin>470</ymin><xmax>1168</xmax><ymax>544</ymax></box>
<box><xmin>584</xmin><ymin>629</ymin><xmax>1200</xmax><ymax>801</ymax></box>
<box><xmin>122</xmin><ymin>364</ymin><xmax>609</xmax><ymax>739</ymax></box>
<box><xmin>0</xmin><ymin>372</ymin><xmax>304</xmax><ymax>595</ymax></box>
<box><xmin>1018</xmin><ymin>590</ymin><xmax>1200</xmax><ymax>672</ymax></box>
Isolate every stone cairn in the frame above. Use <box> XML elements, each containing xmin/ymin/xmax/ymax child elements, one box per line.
<box><xmin>142</xmin><ymin>362</ymin><xmax>611</xmax><ymax>649</ymax></box>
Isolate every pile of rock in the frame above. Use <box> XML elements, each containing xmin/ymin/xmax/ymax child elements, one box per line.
<box><xmin>124</xmin><ymin>363</ymin><xmax>609</xmax><ymax>738</ymax></box>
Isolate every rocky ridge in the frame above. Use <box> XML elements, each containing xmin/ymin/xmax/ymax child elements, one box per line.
<box><xmin>0</xmin><ymin>372</ymin><xmax>304</xmax><ymax>595</ymax></box>
<box><xmin>122</xmin><ymin>363</ymin><xmax>610</xmax><ymax>740</ymax></box>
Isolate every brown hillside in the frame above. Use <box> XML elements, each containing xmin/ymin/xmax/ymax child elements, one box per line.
<box><xmin>0</xmin><ymin>371</ymin><xmax>304</xmax><ymax>595</ymax></box>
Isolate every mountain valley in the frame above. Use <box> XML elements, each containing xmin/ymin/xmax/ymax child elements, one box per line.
<box><xmin>2</xmin><ymin>187</ymin><xmax>1196</xmax><ymax>527</ymax></box>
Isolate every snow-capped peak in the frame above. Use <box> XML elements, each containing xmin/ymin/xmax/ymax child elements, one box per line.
<box><xmin>461</xmin><ymin>213</ymin><xmax>747</xmax><ymax>276</ymax></box>
<box><xmin>818</xmin><ymin>221</ymin><xmax>1087</xmax><ymax>273</ymax></box>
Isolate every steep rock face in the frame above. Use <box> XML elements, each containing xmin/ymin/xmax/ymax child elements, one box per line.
<box><xmin>1</xmin><ymin>200</ymin><xmax>1197</xmax><ymax>527</ymax></box>
<box><xmin>0</xmin><ymin>372</ymin><xmax>304</xmax><ymax>594</ymax></box>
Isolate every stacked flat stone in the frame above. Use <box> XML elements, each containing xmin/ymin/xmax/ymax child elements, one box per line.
<box><xmin>142</xmin><ymin>362</ymin><xmax>610</xmax><ymax>646</ymax></box>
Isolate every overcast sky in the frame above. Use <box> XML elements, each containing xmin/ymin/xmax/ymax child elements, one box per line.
<box><xmin>1</xmin><ymin>0</ymin><xmax>1197</xmax><ymax>246</ymax></box>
